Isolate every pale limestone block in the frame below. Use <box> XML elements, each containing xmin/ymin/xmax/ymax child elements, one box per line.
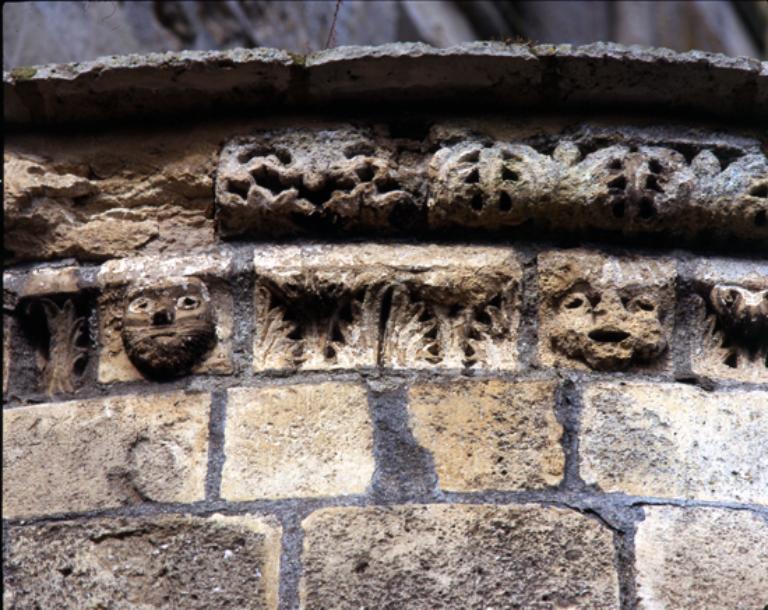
<box><xmin>408</xmin><ymin>379</ymin><xmax>564</xmax><ymax>491</ymax></box>
<box><xmin>635</xmin><ymin>506</ymin><xmax>768</xmax><ymax>610</ymax></box>
<box><xmin>2</xmin><ymin>391</ymin><xmax>210</xmax><ymax>518</ymax></box>
<box><xmin>221</xmin><ymin>383</ymin><xmax>374</xmax><ymax>500</ymax></box>
<box><xmin>580</xmin><ymin>382</ymin><xmax>768</xmax><ymax>504</ymax></box>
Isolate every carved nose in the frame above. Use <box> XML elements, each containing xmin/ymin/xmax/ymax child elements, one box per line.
<box><xmin>152</xmin><ymin>309</ymin><xmax>174</xmax><ymax>326</ymax></box>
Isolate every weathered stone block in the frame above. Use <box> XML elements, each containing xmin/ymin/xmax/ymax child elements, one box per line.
<box><xmin>2</xmin><ymin>391</ymin><xmax>210</xmax><ymax>518</ymax></box>
<box><xmin>253</xmin><ymin>244</ymin><xmax>520</xmax><ymax>371</ymax></box>
<box><xmin>538</xmin><ymin>249</ymin><xmax>676</xmax><ymax>371</ymax></box>
<box><xmin>689</xmin><ymin>257</ymin><xmax>768</xmax><ymax>383</ymax></box>
<box><xmin>216</xmin><ymin>126</ymin><xmax>421</xmax><ymax>237</ymax></box>
<box><xmin>97</xmin><ymin>254</ymin><xmax>233</xmax><ymax>382</ymax></box>
<box><xmin>4</xmin><ymin>514</ymin><xmax>281</xmax><ymax>610</ymax></box>
<box><xmin>4</xmin><ymin>129</ymin><xmax>217</xmax><ymax>263</ymax></box>
<box><xmin>635</xmin><ymin>506</ymin><xmax>768</xmax><ymax>610</ymax></box>
<box><xmin>221</xmin><ymin>383</ymin><xmax>374</xmax><ymax>500</ymax></box>
<box><xmin>301</xmin><ymin>504</ymin><xmax>620</xmax><ymax>609</ymax></box>
<box><xmin>408</xmin><ymin>379</ymin><xmax>564</xmax><ymax>491</ymax></box>
<box><xmin>580</xmin><ymin>383</ymin><xmax>768</xmax><ymax>504</ymax></box>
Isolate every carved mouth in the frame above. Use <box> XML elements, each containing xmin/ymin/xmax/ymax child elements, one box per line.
<box><xmin>588</xmin><ymin>329</ymin><xmax>631</xmax><ymax>343</ymax></box>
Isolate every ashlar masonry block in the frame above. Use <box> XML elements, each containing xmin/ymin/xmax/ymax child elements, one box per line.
<box><xmin>252</xmin><ymin>244</ymin><xmax>521</xmax><ymax>371</ymax></box>
<box><xmin>580</xmin><ymin>382</ymin><xmax>768</xmax><ymax>504</ymax></box>
<box><xmin>97</xmin><ymin>253</ymin><xmax>234</xmax><ymax>382</ymax></box>
<box><xmin>2</xmin><ymin>391</ymin><xmax>210</xmax><ymax>518</ymax></box>
<box><xmin>408</xmin><ymin>379</ymin><xmax>564</xmax><ymax>491</ymax></box>
<box><xmin>538</xmin><ymin>249</ymin><xmax>676</xmax><ymax>371</ymax></box>
<box><xmin>301</xmin><ymin>504</ymin><xmax>620</xmax><ymax>609</ymax></box>
<box><xmin>4</xmin><ymin>514</ymin><xmax>281</xmax><ymax>610</ymax></box>
<box><xmin>221</xmin><ymin>382</ymin><xmax>374</xmax><ymax>500</ymax></box>
<box><xmin>689</xmin><ymin>257</ymin><xmax>768</xmax><ymax>383</ymax></box>
<box><xmin>635</xmin><ymin>506</ymin><xmax>768</xmax><ymax>610</ymax></box>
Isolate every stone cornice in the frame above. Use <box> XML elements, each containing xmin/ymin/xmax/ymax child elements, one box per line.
<box><xmin>5</xmin><ymin>42</ymin><xmax>767</xmax><ymax>126</ymax></box>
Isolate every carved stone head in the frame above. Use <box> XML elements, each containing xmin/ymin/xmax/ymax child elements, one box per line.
<box><xmin>550</xmin><ymin>284</ymin><xmax>667</xmax><ymax>370</ymax></box>
<box><xmin>122</xmin><ymin>277</ymin><xmax>216</xmax><ymax>378</ymax></box>
<box><xmin>710</xmin><ymin>285</ymin><xmax>768</xmax><ymax>339</ymax></box>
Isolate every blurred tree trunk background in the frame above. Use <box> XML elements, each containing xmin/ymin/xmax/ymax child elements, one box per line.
<box><xmin>4</xmin><ymin>0</ymin><xmax>766</xmax><ymax>70</ymax></box>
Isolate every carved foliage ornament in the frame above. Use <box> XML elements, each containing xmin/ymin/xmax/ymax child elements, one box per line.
<box><xmin>38</xmin><ymin>299</ymin><xmax>88</xmax><ymax>396</ymax></box>
<box><xmin>122</xmin><ymin>277</ymin><xmax>216</xmax><ymax>378</ymax></box>
<box><xmin>708</xmin><ymin>284</ymin><xmax>768</xmax><ymax>369</ymax></box>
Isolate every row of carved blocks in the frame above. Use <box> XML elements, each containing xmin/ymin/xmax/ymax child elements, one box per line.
<box><xmin>3</xmin><ymin>244</ymin><xmax>767</xmax><ymax>398</ymax></box>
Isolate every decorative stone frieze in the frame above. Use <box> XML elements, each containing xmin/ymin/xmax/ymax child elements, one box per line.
<box><xmin>215</xmin><ymin>125</ymin><xmax>767</xmax><ymax>245</ymax></box>
<box><xmin>690</xmin><ymin>258</ymin><xmax>768</xmax><ymax>382</ymax></box>
<box><xmin>252</xmin><ymin>244</ymin><xmax>520</xmax><ymax>370</ymax></box>
<box><xmin>537</xmin><ymin>250</ymin><xmax>675</xmax><ymax>371</ymax></box>
<box><xmin>216</xmin><ymin>127</ymin><xmax>421</xmax><ymax>238</ymax></box>
<box><xmin>97</xmin><ymin>254</ymin><xmax>234</xmax><ymax>382</ymax></box>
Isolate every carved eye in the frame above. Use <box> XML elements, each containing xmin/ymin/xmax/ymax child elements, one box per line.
<box><xmin>724</xmin><ymin>289</ymin><xmax>740</xmax><ymax>306</ymax></box>
<box><xmin>629</xmin><ymin>297</ymin><xmax>656</xmax><ymax>313</ymax></box>
<box><xmin>177</xmin><ymin>295</ymin><xmax>201</xmax><ymax>310</ymax></box>
<box><xmin>128</xmin><ymin>297</ymin><xmax>150</xmax><ymax>313</ymax></box>
<box><xmin>563</xmin><ymin>293</ymin><xmax>589</xmax><ymax>311</ymax></box>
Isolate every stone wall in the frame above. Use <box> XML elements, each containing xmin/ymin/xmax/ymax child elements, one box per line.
<box><xmin>3</xmin><ymin>45</ymin><xmax>767</xmax><ymax>609</ymax></box>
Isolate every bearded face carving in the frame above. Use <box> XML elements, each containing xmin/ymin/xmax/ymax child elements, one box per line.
<box><xmin>122</xmin><ymin>278</ymin><xmax>217</xmax><ymax>378</ymax></box>
<box><xmin>550</xmin><ymin>284</ymin><xmax>667</xmax><ymax>370</ymax></box>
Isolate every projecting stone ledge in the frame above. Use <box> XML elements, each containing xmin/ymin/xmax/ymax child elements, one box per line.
<box><xmin>5</xmin><ymin>42</ymin><xmax>766</xmax><ymax>125</ymax></box>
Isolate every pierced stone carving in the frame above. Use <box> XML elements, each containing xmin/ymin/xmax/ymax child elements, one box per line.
<box><xmin>216</xmin><ymin>128</ymin><xmax>418</xmax><ymax>237</ymax></box>
<box><xmin>252</xmin><ymin>245</ymin><xmax>520</xmax><ymax>371</ymax></box>
<box><xmin>37</xmin><ymin>299</ymin><xmax>88</xmax><ymax>396</ymax></box>
<box><xmin>706</xmin><ymin>285</ymin><xmax>768</xmax><ymax>371</ymax></box>
<box><xmin>121</xmin><ymin>277</ymin><xmax>217</xmax><ymax>379</ymax></box>
<box><xmin>538</xmin><ymin>251</ymin><xmax>675</xmax><ymax>371</ymax></box>
<box><xmin>215</xmin><ymin>124</ymin><xmax>766</xmax><ymax>245</ymax></box>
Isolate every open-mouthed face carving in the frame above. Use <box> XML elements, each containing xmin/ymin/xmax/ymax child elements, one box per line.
<box><xmin>122</xmin><ymin>277</ymin><xmax>216</xmax><ymax>378</ymax></box>
<box><xmin>550</xmin><ymin>283</ymin><xmax>667</xmax><ymax>370</ymax></box>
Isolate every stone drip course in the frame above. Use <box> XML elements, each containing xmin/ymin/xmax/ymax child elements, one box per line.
<box><xmin>3</xmin><ymin>43</ymin><xmax>768</xmax><ymax>610</ymax></box>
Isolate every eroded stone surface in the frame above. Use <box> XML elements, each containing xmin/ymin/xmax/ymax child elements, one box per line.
<box><xmin>4</xmin><ymin>514</ymin><xmax>281</xmax><ymax>610</ymax></box>
<box><xmin>216</xmin><ymin>127</ymin><xmax>421</xmax><ymax>237</ymax></box>
<box><xmin>98</xmin><ymin>254</ymin><xmax>233</xmax><ymax>382</ymax></box>
<box><xmin>538</xmin><ymin>250</ymin><xmax>675</xmax><ymax>371</ymax></box>
<box><xmin>580</xmin><ymin>383</ymin><xmax>768</xmax><ymax>504</ymax></box>
<box><xmin>635</xmin><ymin>507</ymin><xmax>768</xmax><ymax>610</ymax></box>
<box><xmin>301</xmin><ymin>504</ymin><xmax>620</xmax><ymax>609</ymax></box>
<box><xmin>408</xmin><ymin>380</ymin><xmax>564</xmax><ymax>491</ymax></box>
<box><xmin>253</xmin><ymin>244</ymin><xmax>520</xmax><ymax>371</ymax></box>
<box><xmin>690</xmin><ymin>258</ymin><xmax>768</xmax><ymax>382</ymax></box>
<box><xmin>221</xmin><ymin>383</ymin><xmax>374</xmax><ymax>500</ymax></box>
<box><xmin>2</xmin><ymin>391</ymin><xmax>210</xmax><ymax>518</ymax></box>
<box><xmin>4</xmin><ymin>131</ymin><xmax>217</xmax><ymax>263</ymax></box>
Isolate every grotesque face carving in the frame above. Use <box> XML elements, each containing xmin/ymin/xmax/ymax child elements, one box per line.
<box><xmin>708</xmin><ymin>285</ymin><xmax>768</xmax><ymax>370</ymax></box>
<box><xmin>122</xmin><ymin>277</ymin><xmax>216</xmax><ymax>378</ymax></box>
<box><xmin>550</xmin><ymin>283</ymin><xmax>667</xmax><ymax>370</ymax></box>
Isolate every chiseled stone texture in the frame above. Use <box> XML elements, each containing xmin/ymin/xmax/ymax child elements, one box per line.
<box><xmin>221</xmin><ymin>383</ymin><xmax>374</xmax><ymax>500</ymax></box>
<box><xmin>97</xmin><ymin>254</ymin><xmax>234</xmax><ymax>382</ymax></box>
<box><xmin>635</xmin><ymin>506</ymin><xmax>768</xmax><ymax>610</ymax></box>
<box><xmin>252</xmin><ymin>244</ymin><xmax>520</xmax><ymax>371</ymax></box>
<box><xmin>690</xmin><ymin>257</ymin><xmax>768</xmax><ymax>383</ymax></box>
<box><xmin>301</xmin><ymin>504</ymin><xmax>620</xmax><ymax>609</ymax></box>
<box><xmin>2</xmin><ymin>392</ymin><xmax>210</xmax><ymax>518</ymax></box>
<box><xmin>4</xmin><ymin>128</ymin><xmax>218</xmax><ymax>263</ymax></box>
<box><xmin>538</xmin><ymin>250</ymin><xmax>676</xmax><ymax>371</ymax></box>
<box><xmin>408</xmin><ymin>379</ymin><xmax>564</xmax><ymax>491</ymax></box>
<box><xmin>580</xmin><ymin>383</ymin><xmax>768</xmax><ymax>504</ymax></box>
<box><xmin>3</xmin><ymin>514</ymin><xmax>281</xmax><ymax>610</ymax></box>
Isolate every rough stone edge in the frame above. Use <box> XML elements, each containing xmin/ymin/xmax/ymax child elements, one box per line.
<box><xmin>5</xmin><ymin>42</ymin><xmax>766</xmax><ymax>125</ymax></box>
